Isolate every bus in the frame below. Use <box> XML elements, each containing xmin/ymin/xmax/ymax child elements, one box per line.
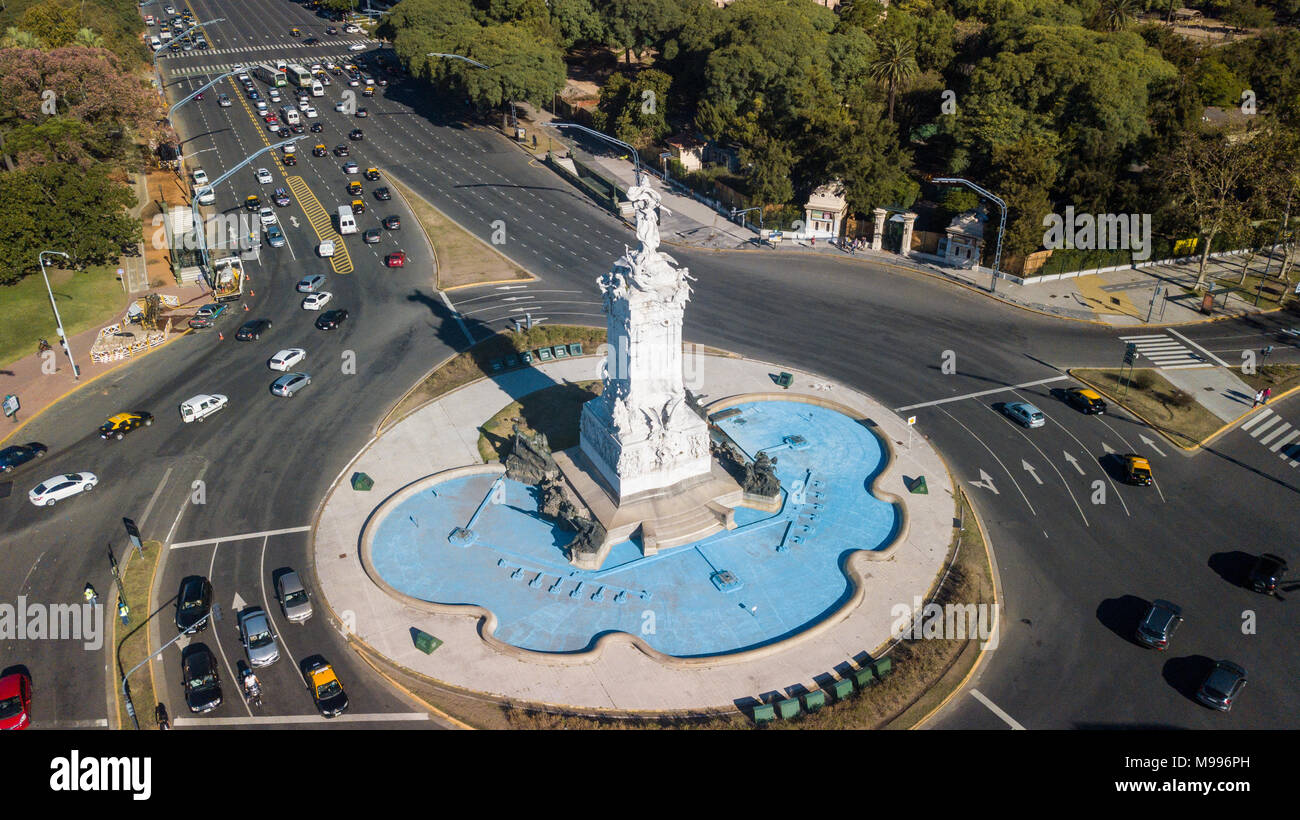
<box><xmin>286</xmin><ymin>64</ymin><xmax>312</xmax><ymax>89</ymax></box>
<box><xmin>253</xmin><ymin>64</ymin><xmax>287</xmax><ymax>87</ymax></box>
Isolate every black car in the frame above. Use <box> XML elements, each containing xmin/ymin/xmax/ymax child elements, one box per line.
<box><xmin>334</xmin><ymin>144</ymin><xmax>349</xmax><ymax>156</ymax></box>
<box><xmin>236</xmin><ymin>319</ymin><xmax>272</xmax><ymax>341</ymax></box>
<box><xmin>175</xmin><ymin>575</ymin><xmax>213</xmax><ymax>633</ymax></box>
<box><xmin>348</xmin><ymin>128</ymin><xmax>363</xmax><ymax>141</ymax></box>
<box><xmin>326</xmin><ymin>25</ymin><xmax>337</xmax><ymax>34</ymax></box>
<box><xmin>248</xmin><ymin>89</ymin><xmax>261</xmax><ymax>101</ymax></box>
<box><xmin>304</xmin><ymin>37</ymin><xmax>319</xmax><ymax>44</ymax></box>
<box><xmin>363</xmin><ymin>228</ymin><xmax>381</xmax><ymax>244</ymax></box>
<box><xmin>244</xmin><ymin>195</ymin><xmax>261</xmax><ymax>211</ymax></box>
<box><xmin>315</xmin><ymin>309</ymin><xmax>349</xmax><ymax>330</ymax></box>
<box><xmin>374</xmin><ymin>186</ymin><xmax>390</xmax><ymax>201</ymax></box>
<box><xmin>1063</xmin><ymin>387</ymin><xmax>1107</xmax><ymax>415</ymax></box>
<box><xmin>181</xmin><ymin>645</ymin><xmax>223</xmax><ymax>713</ymax></box>
<box><xmin>1134</xmin><ymin>599</ymin><xmax>1182</xmax><ymax>650</ymax></box>
<box><xmin>98</xmin><ymin>412</ymin><xmax>154</xmax><ymax>440</ymax></box>
<box><xmin>0</xmin><ymin>443</ymin><xmax>48</xmax><ymax>473</ymax></box>
<box><xmin>310</xmin><ymin>122</ymin><xmax>324</xmax><ymax>133</ymax></box>
<box><xmin>290</xmin><ymin>123</ymin><xmax>306</xmax><ymax>134</ymax></box>
<box><xmin>382</xmin><ymin>215</ymin><xmax>400</xmax><ymax>230</ymax></box>
<box><xmin>1247</xmin><ymin>553</ymin><xmax>1288</xmax><ymax>594</ymax></box>
<box><xmin>355</xmin><ymin>108</ymin><xmax>368</xmax><ymax>118</ymax></box>
<box><xmin>1196</xmin><ymin>660</ymin><xmax>1246</xmax><ymax>712</ymax></box>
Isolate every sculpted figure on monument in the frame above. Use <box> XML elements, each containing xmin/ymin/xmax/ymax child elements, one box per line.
<box><xmin>627</xmin><ymin>173</ymin><xmax>666</xmax><ymax>254</ymax></box>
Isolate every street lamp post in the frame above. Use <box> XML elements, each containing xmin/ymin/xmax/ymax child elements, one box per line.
<box><xmin>38</xmin><ymin>251</ymin><xmax>80</xmax><ymax>380</ymax></box>
<box><xmin>120</xmin><ymin>606</ymin><xmax>220</xmax><ymax>729</ymax></box>
<box><xmin>542</xmin><ymin>121</ymin><xmax>643</xmax><ymax>182</ymax></box>
<box><xmin>929</xmin><ymin>177</ymin><xmax>1007</xmax><ymax>293</ymax></box>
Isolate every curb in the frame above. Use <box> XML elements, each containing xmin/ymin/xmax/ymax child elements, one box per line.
<box><xmin>1194</xmin><ymin>380</ymin><xmax>1300</xmax><ymax>449</ymax></box>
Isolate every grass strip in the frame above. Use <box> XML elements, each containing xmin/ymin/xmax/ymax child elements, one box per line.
<box><xmin>1071</xmin><ymin>367</ymin><xmax>1225</xmax><ymax>448</ymax></box>
<box><xmin>113</xmin><ymin>539</ymin><xmax>164</xmax><ymax>730</ymax></box>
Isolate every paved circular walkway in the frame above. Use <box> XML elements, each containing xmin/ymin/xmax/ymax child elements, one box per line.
<box><xmin>312</xmin><ymin>353</ymin><xmax>956</xmax><ymax>711</ymax></box>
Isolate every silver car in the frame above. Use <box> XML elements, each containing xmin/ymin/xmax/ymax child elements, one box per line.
<box><xmin>237</xmin><ymin>608</ymin><xmax>280</xmax><ymax>667</ymax></box>
<box><xmin>1002</xmin><ymin>401</ymin><xmax>1046</xmax><ymax>428</ymax></box>
<box><xmin>271</xmin><ymin>372</ymin><xmax>311</xmax><ymax>397</ymax></box>
<box><xmin>276</xmin><ymin>571</ymin><xmax>313</xmax><ymax>623</ymax></box>
<box><xmin>297</xmin><ymin>273</ymin><xmax>326</xmax><ymax>293</ymax></box>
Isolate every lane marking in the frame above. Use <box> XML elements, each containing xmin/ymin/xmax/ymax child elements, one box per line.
<box><xmin>1241</xmin><ymin>408</ymin><xmax>1274</xmax><ymax>429</ymax></box>
<box><xmin>936</xmin><ymin>406</ymin><xmax>1037</xmax><ymax>515</ymax></box>
<box><xmin>171</xmin><ymin>525</ymin><xmax>311</xmax><ymax>549</ymax></box>
<box><xmin>1269</xmin><ymin>428</ymin><xmax>1300</xmax><ymax>453</ymax></box>
<box><xmin>1249</xmin><ymin>416</ymin><xmax>1282</xmax><ymax>437</ymax></box>
<box><xmin>970</xmin><ymin>689</ymin><xmax>1025</xmax><ymax>730</ymax></box>
<box><xmin>1257</xmin><ymin>422</ymin><xmax>1292</xmax><ymax>447</ymax></box>
<box><xmin>894</xmin><ymin>376</ymin><xmax>1070</xmax><ymax>412</ymax></box>
<box><xmin>174</xmin><ymin>712</ymin><xmax>430</xmax><ymax>726</ymax></box>
<box><xmin>138</xmin><ymin>465</ymin><xmax>175</xmax><ymax>530</ymax></box>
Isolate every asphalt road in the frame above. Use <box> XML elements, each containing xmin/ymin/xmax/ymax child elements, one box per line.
<box><xmin>1</xmin><ymin>0</ymin><xmax>1295</xmax><ymax>730</ymax></box>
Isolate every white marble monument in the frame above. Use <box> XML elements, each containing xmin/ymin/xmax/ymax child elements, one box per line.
<box><xmin>578</xmin><ymin>173</ymin><xmax>712</xmax><ymax>500</ymax></box>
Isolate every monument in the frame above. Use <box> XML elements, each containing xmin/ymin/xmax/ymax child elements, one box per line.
<box><xmin>578</xmin><ymin>173</ymin><xmax>712</xmax><ymax>499</ymax></box>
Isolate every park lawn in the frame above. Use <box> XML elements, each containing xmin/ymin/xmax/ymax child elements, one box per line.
<box><xmin>477</xmin><ymin>380</ymin><xmax>603</xmax><ymax>463</ymax></box>
<box><xmin>0</xmin><ymin>264</ymin><xmax>127</xmax><ymax>370</ymax></box>
<box><xmin>1071</xmin><ymin>367</ymin><xmax>1224</xmax><ymax>448</ymax></box>
<box><xmin>114</xmin><ymin>540</ymin><xmax>164</xmax><ymax>730</ymax></box>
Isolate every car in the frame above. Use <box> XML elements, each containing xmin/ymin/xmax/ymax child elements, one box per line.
<box><xmin>181</xmin><ymin>645</ymin><xmax>222</xmax><ymax>713</ymax></box>
<box><xmin>196</xmin><ymin>39</ymin><xmax>208</xmax><ymax>49</ymax></box>
<box><xmin>383</xmin><ymin>215</ymin><xmax>401</xmax><ymax>230</ymax></box>
<box><xmin>297</xmin><ymin>273</ymin><xmax>327</xmax><ymax>293</ymax></box>
<box><xmin>145</xmin><ymin>14</ymin><xmax>155</xmax><ymax>24</ymax></box>
<box><xmin>349</xmin><ymin>42</ymin><xmax>366</xmax><ymax>51</ymax></box>
<box><xmin>236</xmin><ymin>319</ymin><xmax>272</xmax><ymax>341</ymax></box>
<box><xmin>163</xmin><ymin>4</ymin><xmax>175</xmax><ymax>13</ymax></box>
<box><xmin>98</xmin><ymin>411</ymin><xmax>153</xmax><ymax>441</ymax></box>
<box><xmin>188</xmin><ymin>302</ymin><xmax>228</xmax><ymax>329</ymax></box>
<box><xmin>364</xmin><ymin>167</ymin><xmax>380</xmax><ymax>181</ymax></box>
<box><xmin>268</xmin><ymin>89</ymin><xmax>282</xmax><ymax>103</ymax></box>
<box><xmin>348</xmin><ymin>128</ymin><xmax>363</xmax><ymax>141</ymax></box>
<box><xmin>28</xmin><ymin>472</ymin><xmax>98</xmax><ymax>507</ymax></box>
<box><xmin>266</xmin><ymin>223</ymin><xmax>286</xmax><ymax>247</ymax></box>
<box><xmin>1001</xmin><ymin>401</ymin><xmax>1045</xmax><ymax>428</ymax></box>
<box><xmin>346</xmin><ymin>24</ymin><xmax>362</xmax><ymax>34</ymax></box>
<box><xmin>362</xmin><ymin>85</ymin><xmax>374</xmax><ymax>97</ymax></box>
<box><xmin>350</xmin><ymin>198</ymin><xmax>365</xmax><ymax>214</ymax></box>
<box><xmin>1247</xmin><ymin>553</ymin><xmax>1288</xmax><ymax>595</ymax></box>
<box><xmin>1064</xmin><ymin>387</ymin><xmax>1106</xmax><ymax>414</ymax></box>
<box><xmin>282</xmin><ymin>153</ymin><xmax>297</xmax><ymax>166</ymax></box>
<box><xmin>316</xmin><ymin>309</ymin><xmax>348</xmax><ymax>330</ymax></box>
<box><xmin>0</xmin><ymin>443</ymin><xmax>48</xmax><ymax>473</ymax></box>
<box><xmin>1196</xmin><ymin>660</ymin><xmax>1246</xmax><ymax>712</ymax></box>
<box><xmin>304</xmin><ymin>36</ymin><xmax>319</xmax><ymax>44</ymax></box>
<box><xmin>347</xmin><ymin>180</ymin><xmax>362</xmax><ymax>196</ymax></box>
<box><xmin>175</xmin><ymin>575</ymin><xmax>213</xmax><ymax>633</ymax></box>
<box><xmin>374</xmin><ymin>186</ymin><xmax>390</xmax><ymax>201</ymax></box>
<box><xmin>326</xmin><ymin>25</ymin><xmax>338</xmax><ymax>34</ymax></box>
<box><xmin>1122</xmin><ymin>454</ymin><xmax>1153</xmax><ymax>485</ymax></box>
<box><xmin>258</xmin><ymin>206</ymin><xmax>278</xmax><ymax>226</ymax></box>
<box><xmin>248</xmin><ymin>89</ymin><xmax>261</xmax><ymax>101</ymax></box>
<box><xmin>342</xmin><ymin>161</ymin><xmax>359</xmax><ymax>174</ymax></box>
<box><xmin>271</xmin><ymin>371</ymin><xmax>312</xmax><ymax>397</ymax></box>
<box><xmin>302</xmin><ymin>291</ymin><xmax>333</xmax><ymax>310</ymax></box>
<box><xmin>306</xmin><ymin>659</ymin><xmax>349</xmax><ymax>717</ymax></box>
<box><xmin>312</xmin><ymin>143</ymin><xmax>328</xmax><ymax>157</ymax></box>
<box><xmin>384</xmin><ymin>251</ymin><xmax>406</xmax><ymax>268</ymax></box>
<box><xmin>273</xmin><ymin>187</ymin><xmax>292</xmax><ymax>207</ymax></box>
<box><xmin>238</xmin><ymin>608</ymin><xmax>281</xmax><ymax>667</ymax></box>
<box><xmin>276</xmin><ymin>571</ymin><xmax>314</xmax><ymax>625</ymax></box>
<box><xmin>334</xmin><ymin>144</ymin><xmax>350</xmax><ymax>157</ymax></box>
<box><xmin>191</xmin><ymin>169</ymin><xmax>209</xmax><ymax>187</ymax></box>
<box><xmin>334</xmin><ymin>100</ymin><xmax>348</xmax><ymax>113</ymax></box>
<box><xmin>310</xmin><ymin>122</ymin><xmax>324</xmax><ymax>133</ymax></box>
<box><xmin>0</xmin><ymin>672</ymin><xmax>33</xmax><ymax>731</ymax></box>
<box><xmin>290</xmin><ymin>122</ymin><xmax>305</xmax><ymax>134</ymax></box>
<box><xmin>363</xmin><ymin>228</ymin><xmax>381</xmax><ymax>244</ymax></box>
<box><xmin>269</xmin><ymin>347</ymin><xmax>307</xmax><ymax>371</ymax></box>
<box><xmin>290</xmin><ymin>27</ymin><xmax>301</xmax><ymax>36</ymax></box>
<box><xmin>318</xmin><ymin>240</ymin><xmax>336</xmax><ymax>257</ymax></box>
<box><xmin>244</xmin><ymin>195</ymin><xmax>261</xmax><ymax>211</ymax></box>
<box><xmin>320</xmin><ymin>74</ymin><xmax>331</xmax><ymax>86</ymax></box>
<box><xmin>355</xmin><ymin>107</ymin><xmax>368</xmax><ymax>118</ymax></box>
<box><xmin>267</xmin><ymin>123</ymin><xmax>283</xmax><ymax>136</ymax></box>
<box><xmin>218</xmin><ymin>93</ymin><xmax>231</xmax><ymax>107</ymax></box>
<box><xmin>1134</xmin><ymin>599</ymin><xmax>1182</xmax><ymax>650</ymax></box>
<box><xmin>302</xmin><ymin>104</ymin><xmax>318</xmax><ymax>118</ymax></box>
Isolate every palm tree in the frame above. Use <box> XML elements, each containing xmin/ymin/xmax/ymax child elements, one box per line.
<box><xmin>1098</xmin><ymin>0</ymin><xmax>1138</xmax><ymax>32</ymax></box>
<box><xmin>73</xmin><ymin>27</ymin><xmax>104</xmax><ymax>48</ymax></box>
<box><xmin>869</xmin><ymin>37</ymin><xmax>918</xmax><ymax>122</ymax></box>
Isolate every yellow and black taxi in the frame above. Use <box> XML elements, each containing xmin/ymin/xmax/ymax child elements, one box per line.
<box><xmin>312</xmin><ymin>143</ymin><xmax>328</xmax><ymax>157</ymax></box>
<box><xmin>350</xmin><ymin>197</ymin><xmax>365</xmax><ymax>214</ymax></box>
<box><xmin>363</xmin><ymin>167</ymin><xmax>380</xmax><ymax>181</ymax></box>
<box><xmin>282</xmin><ymin>153</ymin><xmax>297</xmax><ymax>166</ymax></box>
<box><xmin>1064</xmin><ymin>387</ymin><xmax>1107</xmax><ymax>415</ymax></box>
<box><xmin>1122</xmin><ymin>454</ymin><xmax>1153</xmax><ymax>485</ymax></box>
<box><xmin>289</xmin><ymin>27</ymin><xmax>301</xmax><ymax>37</ymax></box>
<box><xmin>347</xmin><ymin>180</ymin><xmax>362</xmax><ymax>196</ymax></box>
<box><xmin>244</xmin><ymin>194</ymin><xmax>261</xmax><ymax>211</ymax></box>
<box><xmin>306</xmin><ymin>659</ymin><xmax>349</xmax><ymax>717</ymax></box>
<box><xmin>98</xmin><ymin>411</ymin><xmax>154</xmax><ymax>441</ymax></box>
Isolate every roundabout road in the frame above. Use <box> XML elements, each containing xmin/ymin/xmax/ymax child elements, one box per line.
<box><xmin>1</xmin><ymin>0</ymin><xmax>1294</xmax><ymax>729</ymax></box>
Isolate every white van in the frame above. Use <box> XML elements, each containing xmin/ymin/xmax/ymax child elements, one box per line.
<box><xmin>336</xmin><ymin>206</ymin><xmax>356</xmax><ymax>235</ymax></box>
<box><xmin>310</xmin><ymin>80</ymin><xmax>324</xmax><ymax>97</ymax></box>
<box><xmin>149</xmin><ymin>35</ymin><xmax>162</xmax><ymax>49</ymax></box>
<box><xmin>194</xmin><ymin>186</ymin><xmax>215</xmax><ymax>205</ymax></box>
<box><xmin>281</xmin><ymin>106</ymin><xmax>300</xmax><ymax>125</ymax></box>
<box><xmin>179</xmin><ymin>394</ymin><xmax>228</xmax><ymax>423</ymax></box>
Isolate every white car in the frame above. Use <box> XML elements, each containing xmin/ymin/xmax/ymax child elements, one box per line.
<box><xmin>163</xmin><ymin>4</ymin><xmax>175</xmax><ymax>13</ymax></box>
<box><xmin>302</xmin><ymin>291</ymin><xmax>332</xmax><ymax>310</ymax></box>
<box><xmin>318</xmin><ymin>240</ymin><xmax>336</xmax><ymax>257</ymax></box>
<box><xmin>29</xmin><ymin>472</ymin><xmax>98</xmax><ymax>507</ymax></box>
<box><xmin>269</xmin><ymin>348</ymin><xmax>307</xmax><ymax>371</ymax></box>
<box><xmin>349</xmin><ymin>42</ymin><xmax>366</xmax><ymax>51</ymax></box>
<box><xmin>345</xmin><ymin>25</ymin><xmax>362</xmax><ymax>34</ymax></box>
<box><xmin>334</xmin><ymin>101</ymin><xmax>348</xmax><ymax>113</ymax></box>
<box><xmin>256</xmin><ymin>167</ymin><xmax>273</xmax><ymax>184</ymax></box>
<box><xmin>258</xmin><ymin>206</ymin><xmax>278</xmax><ymax>226</ymax></box>
<box><xmin>275</xmin><ymin>59</ymin><xmax>287</xmax><ymax>69</ymax></box>
<box><xmin>310</xmin><ymin>63</ymin><xmax>322</xmax><ymax>72</ymax></box>
<box><xmin>301</xmin><ymin>105</ymin><xmax>318</xmax><ymax>118</ymax></box>
<box><xmin>192</xmin><ymin>169</ymin><xmax>209</xmax><ymax>187</ymax></box>
<box><xmin>268</xmin><ymin>89</ymin><xmax>282</xmax><ymax>102</ymax></box>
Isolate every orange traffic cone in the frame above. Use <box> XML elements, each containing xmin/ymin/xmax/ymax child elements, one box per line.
<box><xmin>218</xmin><ymin>331</ymin><xmax>224</xmax><ymax>341</ymax></box>
<box><xmin>250</xmin><ymin>290</ymin><xmax>255</xmax><ymax>297</ymax></box>
<box><xmin>243</xmin><ymin>304</ymin><xmax>249</xmax><ymax>311</ymax></box>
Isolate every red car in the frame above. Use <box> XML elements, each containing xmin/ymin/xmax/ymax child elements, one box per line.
<box><xmin>384</xmin><ymin>252</ymin><xmax>406</xmax><ymax>268</ymax></box>
<box><xmin>264</xmin><ymin>114</ymin><xmax>279</xmax><ymax>124</ymax></box>
<box><xmin>0</xmin><ymin>672</ymin><xmax>33</xmax><ymax>730</ymax></box>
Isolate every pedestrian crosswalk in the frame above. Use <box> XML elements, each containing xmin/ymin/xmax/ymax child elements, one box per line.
<box><xmin>1240</xmin><ymin>408</ymin><xmax>1300</xmax><ymax>467</ymax></box>
<box><xmin>1118</xmin><ymin>334</ymin><xmax>1211</xmax><ymax>369</ymax></box>
<box><xmin>164</xmin><ymin>52</ymin><xmax>376</xmax><ymax>78</ymax></box>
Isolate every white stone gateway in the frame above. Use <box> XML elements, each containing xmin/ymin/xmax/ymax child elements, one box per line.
<box><xmin>579</xmin><ymin>173</ymin><xmax>712</xmax><ymax>500</ymax></box>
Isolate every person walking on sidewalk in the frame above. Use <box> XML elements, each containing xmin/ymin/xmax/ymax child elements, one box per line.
<box><xmin>83</xmin><ymin>583</ymin><xmax>98</xmax><ymax>607</ymax></box>
<box><xmin>1254</xmin><ymin>390</ymin><xmax>1264</xmax><ymax>408</ymax></box>
<box><xmin>1263</xmin><ymin>387</ymin><xmax>1273</xmax><ymax>405</ymax></box>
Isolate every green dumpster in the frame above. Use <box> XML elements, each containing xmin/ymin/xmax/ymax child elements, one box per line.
<box><xmin>520</xmin><ymin>350</ymin><xmax>533</xmax><ymax>365</ymax></box>
<box><xmin>853</xmin><ymin>667</ymin><xmax>876</xmax><ymax>688</ymax></box>
<box><xmin>350</xmin><ymin>472</ymin><xmax>373</xmax><ymax>491</ymax></box>
<box><xmin>568</xmin><ymin>343</ymin><xmax>583</xmax><ymax>356</ymax></box>
<box><xmin>832</xmin><ymin>678</ymin><xmax>854</xmax><ymax>701</ymax></box>
<box><xmin>553</xmin><ymin>345</ymin><xmax>568</xmax><ymax>358</ymax></box>
<box><xmin>413</xmin><ymin>630</ymin><xmax>443</xmax><ymax>654</ymax></box>
<box><xmin>777</xmin><ymin>697</ymin><xmax>801</xmax><ymax>719</ymax></box>
<box><xmin>753</xmin><ymin>704</ymin><xmax>776</xmax><ymax>724</ymax></box>
<box><xmin>872</xmin><ymin>656</ymin><xmax>893</xmax><ymax>678</ymax></box>
<box><xmin>804</xmin><ymin>690</ymin><xmax>826</xmax><ymax>711</ymax></box>
<box><xmin>536</xmin><ymin>347</ymin><xmax>553</xmax><ymax>361</ymax></box>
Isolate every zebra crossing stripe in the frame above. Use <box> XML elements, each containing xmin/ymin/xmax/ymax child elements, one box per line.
<box><xmin>1250</xmin><ymin>416</ymin><xmax>1283</xmax><ymax>437</ymax></box>
<box><xmin>1269</xmin><ymin>428</ymin><xmax>1300</xmax><ymax>453</ymax></box>
<box><xmin>1240</xmin><ymin>409</ymin><xmax>1273</xmax><ymax>429</ymax></box>
<box><xmin>1257</xmin><ymin>422</ymin><xmax>1292</xmax><ymax>447</ymax></box>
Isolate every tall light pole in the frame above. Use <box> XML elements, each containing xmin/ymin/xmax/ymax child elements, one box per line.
<box><xmin>38</xmin><ymin>251</ymin><xmax>80</xmax><ymax>379</ymax></box>
<box><xmin>930</xmin><ymin>177</ymin><xmax>1007</xmax><ymax>293</ymax></box>
<box><xmin>543</xmin><ymin>121</ymin><xmax>642</xmax><ymax>182</ymax></box>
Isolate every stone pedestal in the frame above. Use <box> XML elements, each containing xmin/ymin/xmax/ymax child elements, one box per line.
<box><xmin>871</xmin><ymin>207</ymin><xmax>887</xmax><ymax>251</ymax></box>
<box><xmin>900</xmin><ymin>212</ymin><xmax>917</xmax><ymax>257</ymax></box>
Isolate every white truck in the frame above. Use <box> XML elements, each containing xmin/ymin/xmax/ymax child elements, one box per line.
<box><xmin>211</xmin><ymin>255</ymin><xmax>244</xmax><ymax>302</ymax></box>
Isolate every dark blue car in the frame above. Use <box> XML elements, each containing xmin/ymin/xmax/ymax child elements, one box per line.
<box><xmin>0</xmin><ymin>443</ymin><xmax>48</xmax><ymax>473</ymax></box>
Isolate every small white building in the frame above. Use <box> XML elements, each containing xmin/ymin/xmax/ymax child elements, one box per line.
<box><xmin>803</xmin><ymin>180</ymin><xmax>847</xmax><ymax>239</ymax></box>
<box><xmin>940</xmin><ymin>207</ymin><xmax>986</xmax><ymax>268</ymax></box>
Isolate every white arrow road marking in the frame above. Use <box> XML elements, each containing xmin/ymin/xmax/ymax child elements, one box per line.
<box><xmin>290</xmin><ymin>216</ymin><xmax>300</xmax><ymax>228</ymax></box>
<box><xmin>1138</xmin><ymin>434</ymin><xmax>1166</xmax><ymax>457</ymax></box>
<box><xmin>232</xmin><ymin>591</ymin><xmax>247</xmax><ymax>611</ymax></box>
<box><xmin>971</xmin><ymin>689</ymin><xmax>1025</xmax><ymax>730</ymax></box>
<box><xmin>1102</xmin><ymin>442</ymin><xmax>1116</xmax><ymax>455</ymax></box>
<box><xmin>969</xmin><ymin>469</ymin><xmax>999</xmax><ymax>495</ymax></box>
<box><xmin>1021</xmin><ymin>459</ymin><xmax>1043</xmax><ymax>484</ymax></box>
<box><xmin>1063</xmin><ymin>451</ymin><xmax>1085</xmax><ymax>475</ymax></box>
<box><xmin>500</xmin><ymin>296</ymin><xmax>534</xmax><ymax>302</ymax></box>
<box><xmin>495</xmin><ymin>285</ymin><xmax>528</xmax><ymax>290</ymax></box>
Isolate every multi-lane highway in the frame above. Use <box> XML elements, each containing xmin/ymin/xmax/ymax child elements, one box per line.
<box><xmin>1</xmin><ymin>0</ymin><xmax>1296</xmax><ymax>730</ymax></box>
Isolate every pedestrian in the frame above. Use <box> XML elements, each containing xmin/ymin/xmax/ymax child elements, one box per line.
<box><xmin>83</xmin><ymin>583</ymin><xmax>98</xmax><ymax>607</ymax></box>
<box><xmin>811</xmin><ymin>236</ymin><xmax>816</xmax><ymax>248</ymax></box>
<box><xmin>155</xmin><ymin>703</ymin><xmax>171</xmax><ymax>730</ymax></box>
<box><xmin>1263</xmin><ymin>387</ymin><xmax>1272</xmax><ymax>404</ymax></box>
<box><xmin>1254</xmin><ymin>390</ymin><xmax>1264</xmax><ymax>408</ymax></box>
<box><xmin>118</xmin><ymin>598</ymin><xmax>130</xmax><ymax>625</ymax></box>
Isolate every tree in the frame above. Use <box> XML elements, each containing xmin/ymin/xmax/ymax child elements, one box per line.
<box><xmin>548</xmin><ymin>0</ymin><xmax>606</xmax><ymax>49</ymax></box>
<box><xmin>869</xmin><ymin>36</ymin><xmax>919</xmax><ymax>121</ymax></box>
<box><xmin>72</xmin><ymin>28</ymin><xmax>103</xmax><ymax>48</ymax></box>
<box><xmin>1094</xmin><ymin>0</ymin><xmax>1138</xmax><ymax>31</ymax></box>
<box><xmin>986</xmin><ymin>135</ymin><xmax>1061</xmax><ymax>263</ymax></box>
<box><xmin>19</xmin><ymin>0</ymin><xmax>78</xmax><ymax>48</ymax></box>
<box><xmin>319</xmin><ymin>0</ymin><xmax>358</xmax><ymax>16</ymax></box>
<box><xmin>600</xmin><ymin>0</ymin><xmax>689</xmax><ymax>63</ymax></box>
<box><xmin>1</xmin><ymin>26</ymin><xmax>45</xmax><ymax>49</ymax></box>
<box><xmin>593</xmin><ymin>69</ymin><xmax>672</xmax><ymax>148</ymax></box>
